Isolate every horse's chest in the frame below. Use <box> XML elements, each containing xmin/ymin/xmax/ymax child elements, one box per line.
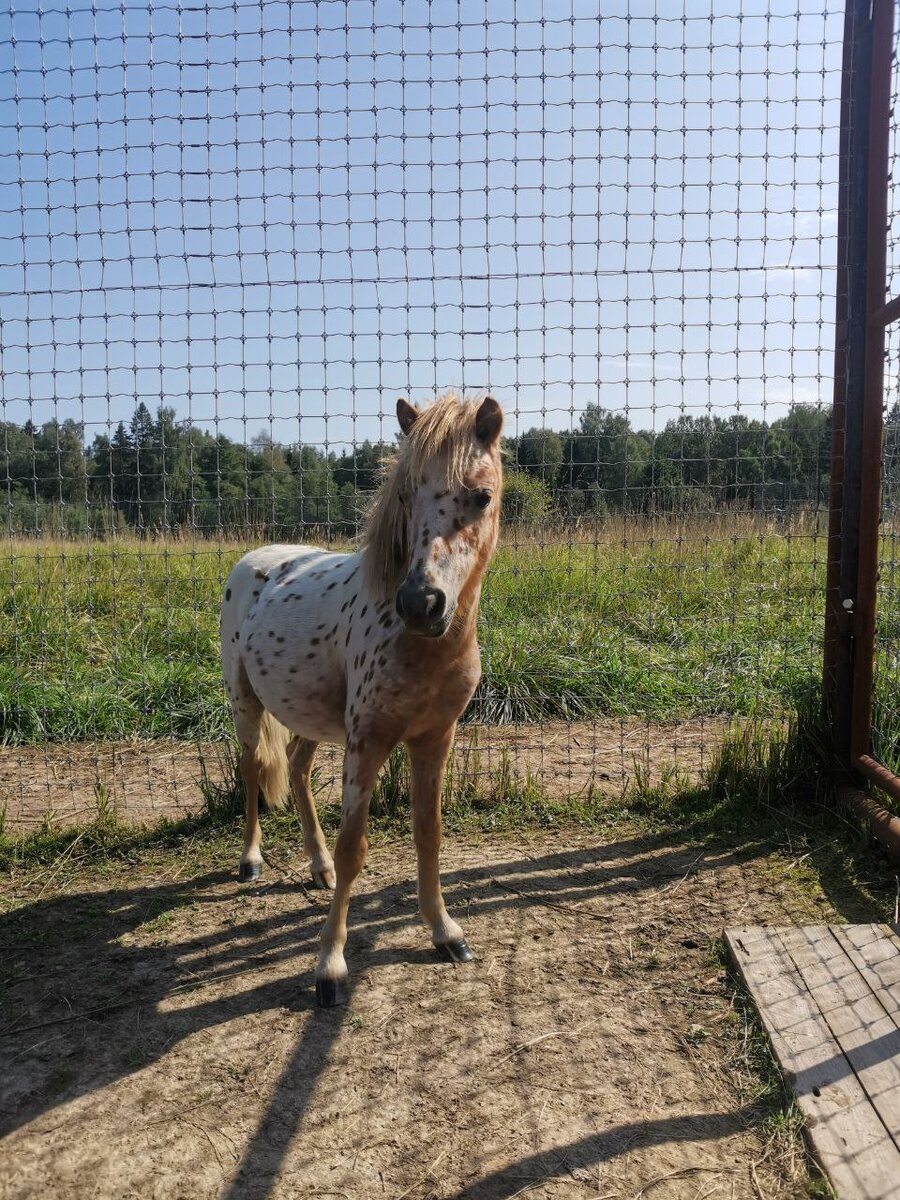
<box><xmin>383</xmin><ymin>642</ymin><xmax>481</xmax><ymax>734</ymax></box>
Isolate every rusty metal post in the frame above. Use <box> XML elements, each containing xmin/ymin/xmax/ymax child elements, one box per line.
<box><xmin>849</xmin><ymin>0</ymin><xmax>896</xmax><ymax>763</ymax></box>
<box><xmin>823</xmin><ymin>0</ymin><xmax>872</xmax><ymax>756</ymax></box>
<box><xmin>824</xmin><ymin>0</ymin><xmax>894</xmax><ymax>770</ymax></box>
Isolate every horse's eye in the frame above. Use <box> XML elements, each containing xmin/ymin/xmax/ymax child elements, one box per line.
<box><xmin>474</xmin><ymin>490</ymin><xmax>492</xmax><ymax>510</ymax></box>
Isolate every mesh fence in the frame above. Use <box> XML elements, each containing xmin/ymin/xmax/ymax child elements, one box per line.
<box><xmin>0</xmin><ymin>0</ymin><xmax>845</xmax><ymax>832</ymax></box>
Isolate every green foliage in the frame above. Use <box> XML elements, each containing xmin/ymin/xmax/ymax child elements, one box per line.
<box><xmin>0</xmin><ymin>401</ymin><xmax>836</xmax><ymax>537</ymax></box>
<box><xmin>514</xmin><ymin>426</ymin><xmax>565</xmax><ymax>484</ymax></box>
<box><xmin>370</xmin><ymin>745</ymin><xmax>410</xmax><ymax>819</ymax></box>
<box><xmin>562</xmin><ymin>404</ymin><xmax>651</xmax><ymax>505</ymax></box>
<box><xmin>500</xmin><ymin>470</ymin><xmax>551</xmax><ymax>524</ymax></box>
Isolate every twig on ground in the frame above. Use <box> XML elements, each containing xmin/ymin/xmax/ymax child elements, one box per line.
<box><xmin>0</xmin><ymin>954</ymin><xmax>287</xmax><ymax>1039</ymax></box>
<box><xmin>187</xmin><ymin>1120</ymin><xmax>229</xmax><ymax>1173</ymax></box>
<box><xmin>35</xmin><ymin>829</ymin><xmax>89</xmax><ymax>900</ymax></box>
<box><xmin>654</xmin><ymin>853</ymin><xmax>706</xmax><ymax>898</ymax></box>
<box><xmin>495</xmin><ymin>1020</ymin><xmax>597</xmax><ymax>1068</ymax></box>
<box><xmin>632</xmin><ymin>1166</ymin><xmax>735</xmax><ymax>1198</ymax></box>
<box><xmin>749</xmin><ymin>1158</ymin><xmax>765</xmax><ymax>1200</ymax></box>
<box><xmin>260</xmin><ymin>849</ymin><xmax>318</xmax><ymax>900</ymax></box>
<box><xmin>490</xmin><ymin>877</ymin><xmax>610</xmax><ymax>923</ymax></box>
<box><xmin>143</xmin><ymin>1096</ymin><xmax>221</xmax><ymax>1127</ymax></box>
<box><xmin>393</xmin><ymin>1148</ymin><xmax>449</xmax><ymax>1200</ymax></box>
<box><xmin>0</xmin><ymin>1000</ymin><xmax>132</xmax><ymax>1038</ymax></box>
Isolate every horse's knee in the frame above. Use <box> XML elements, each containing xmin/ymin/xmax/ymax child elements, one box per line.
<box><xmin>240</xmin><ymin>742</ymin><xmax>261</xmax><ymax>783</ymax></box>
<box><xmin>333</xmin><ymin>826</ymin><xmax>368</xmax><ymax>880</ymax></box>
<box><xmin>413</xmin><ymin>816</ymin><xmax>440</xmax><ymax>856</ymax></box>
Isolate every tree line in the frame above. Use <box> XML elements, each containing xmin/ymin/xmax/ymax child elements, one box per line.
<box><xmin>0</xmin><ymin>398</ymin><xmax>848</xmax><ymax>536</ymax></box>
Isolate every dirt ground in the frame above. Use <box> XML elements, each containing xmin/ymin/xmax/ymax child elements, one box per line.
<box><xmin>1</xmin><ymin>719</ymin><xmax>741</xmax><ymax>832</ymax></box>
<box><xmin>0</xmin><ymin>826</ymin><xmax>844</xmax><ymax>1200</ymax></box>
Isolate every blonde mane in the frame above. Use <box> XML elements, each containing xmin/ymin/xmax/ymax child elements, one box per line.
<box><xmin>362</xmin><ymin>392</ymin><xmax>492</xmax><ymax>597</ymax></box>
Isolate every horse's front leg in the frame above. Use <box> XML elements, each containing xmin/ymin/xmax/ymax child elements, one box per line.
<box><xmin>408</xmin><ymin>725</ymin><xmax>473</xmax><ymax>963</ymax></box>
<box><xmin>315</xmin><ymin>737</ymin><xmax>390</xmax><ymax>1007</ymax></box>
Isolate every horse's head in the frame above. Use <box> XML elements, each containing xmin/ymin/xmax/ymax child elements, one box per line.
<box><xmin>364</xmin><ymin>393</ymin><xmax>504</xmax><ymax>638</ymax></box>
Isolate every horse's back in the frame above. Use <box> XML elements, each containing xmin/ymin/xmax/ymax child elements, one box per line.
<box><xmin>223</xmin><ymin>543</ymin><xmax>336</xmax><ymax>614</ymax></box>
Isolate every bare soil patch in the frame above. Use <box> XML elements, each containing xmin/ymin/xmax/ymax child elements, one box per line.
<box><xmin>0</xmin><ymin>829</ymin><xmax>832</xmax><ymax>1199</ymax></box>
<box><xmin>0</xmin><ymin>719</ymin><xmax>742</xmax><ymax>832</ymax></box>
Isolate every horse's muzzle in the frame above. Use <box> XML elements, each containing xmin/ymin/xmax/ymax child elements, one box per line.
<box><xmin>396</xmin><ymin>582</ymin><xmax>450</xmax><ymax>637</ymax></box>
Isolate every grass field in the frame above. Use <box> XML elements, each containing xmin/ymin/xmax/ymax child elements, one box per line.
<box><xmin>0</xmin><ymin>513</ymin><xmax>831</xmax><ymax>746</ymax></box>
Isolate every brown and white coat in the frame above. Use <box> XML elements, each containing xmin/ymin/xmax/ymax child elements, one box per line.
<box><xmin>219</xmin><ymin>392</ymin><xmax>504</xmax><ymax>1004</ymax></box>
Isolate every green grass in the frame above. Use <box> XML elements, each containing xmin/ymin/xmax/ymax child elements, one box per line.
<box><xmin>0</xmin><ymin>513</ymin><xmax>832</xmax><ymax>745</ymax></box>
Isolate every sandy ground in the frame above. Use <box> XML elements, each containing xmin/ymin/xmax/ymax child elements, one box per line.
<box><xmin>0</xmin><ymin>719</ymin><xmax>742</xmax><ymax>832</ymax></box>
<box><xmin>0</xmin><ymin>829</ymin><xmax>834</xmax><ymax>1199</ymax></box>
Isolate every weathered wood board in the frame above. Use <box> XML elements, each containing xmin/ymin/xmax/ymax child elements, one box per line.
<box><xmin>725</xmin><ymin>924</ymin><xmax>900</xmax><ymax>1200</ymax></box>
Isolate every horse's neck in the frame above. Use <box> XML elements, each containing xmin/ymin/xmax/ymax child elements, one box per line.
<box><xmin>453</xmin><ymin>550</ymin><xmax>493</xmax><ymax>643</ymax></box>
<box><xmin>455</xmin><ymin>583</ymin><xmax>482</xmax><ymax>639</ymax></box>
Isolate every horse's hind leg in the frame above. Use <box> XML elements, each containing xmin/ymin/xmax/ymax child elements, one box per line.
<box><xmin>238</xmin><ymin>745</ymin><xmax>263</xmax><ymax>882</ymax></box>
<box><xmin>289</xmin><ymin>738</ymin><xmax>335</xmax><ymax>889</ymax></box>
<box><xmin>408</xmin><ymin>726</ymin><xmax>472</xmax><ymax>963</ymax></box>
<box><xmin>229</xmin><ymin>660</ymin><xmax>265</xmax><ymax>882</ymax></box>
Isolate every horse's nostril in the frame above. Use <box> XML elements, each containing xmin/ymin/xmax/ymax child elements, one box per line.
<box><xmin>397</xmin><ymin>583</ymin><xmax>446</xmax><ymax>629</ymax></box>
<box><xmin>426</xmin><ymin>588</ymin><xmax>447</xmax><ymax>621</ymax></box>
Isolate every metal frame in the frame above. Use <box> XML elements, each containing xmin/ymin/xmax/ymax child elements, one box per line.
<box><xmin>825</xmin><ymin>0</ymin><xmax>900</xmax><ymax>822</ymax></box>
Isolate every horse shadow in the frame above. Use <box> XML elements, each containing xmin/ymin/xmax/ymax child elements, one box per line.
<box><xmin>0</xmin><ymin>817</ymin><xmax>876</xmax><ymax>1196</ymax></box>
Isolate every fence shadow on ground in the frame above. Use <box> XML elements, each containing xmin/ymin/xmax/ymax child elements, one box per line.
<box><xmin>0</xmin><ymin>819</ymin><xmax>878</xmax><ymax>1196</ymax></box>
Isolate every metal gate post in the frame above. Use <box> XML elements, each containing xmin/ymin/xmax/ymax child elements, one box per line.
<box><xmin>849</xmin><ymin>0</ymin><xmax>896</xmax><ymax>764</ymax></box>
<box><xmin>824</xmin><ymin>0</ymin><xmax>894</xmax><ymax>770</ymax></box>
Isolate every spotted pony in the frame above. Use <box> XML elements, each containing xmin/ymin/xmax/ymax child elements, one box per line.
<box><xmin>220</xmin><ymin>392</ymin><xmax>504</xmax><ymax>1005</ymax></box>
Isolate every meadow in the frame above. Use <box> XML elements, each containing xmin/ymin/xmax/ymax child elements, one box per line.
<box><xmin>0</xmin><ymin>512</ymin><xmax>830</xmax><ymax>746</ymax></box>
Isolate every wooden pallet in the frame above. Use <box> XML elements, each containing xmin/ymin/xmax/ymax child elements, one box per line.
<box><xmin>725</xmin><ymin>925</ymin><xmax>900</xmax><ymax>1199</ymax></box>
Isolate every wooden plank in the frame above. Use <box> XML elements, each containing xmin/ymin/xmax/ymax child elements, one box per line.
<box><xmin>725</xmin><ymin>926</ymin><xmax>900</xmax><ymax>1199</ymax></box>
<box><xmin>831</xmin><ymin>925</ymin><xmax>900</xmax><ymax>1029</ymax></box>
<box><xmin>780</xmin><ymin>925</ymin><xmax>900</xmax><ymax>1153</ymax></box>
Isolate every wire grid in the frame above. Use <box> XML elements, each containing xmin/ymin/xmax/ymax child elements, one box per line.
<box><xmin>873</xmin><ymin>20</ymin><xmax>900</xmax><ymax>776</ymax></box>
<box><xmin>0</xmin><ymin>0</ymin><xmax>843</xmax><ymax>832</ymax></box>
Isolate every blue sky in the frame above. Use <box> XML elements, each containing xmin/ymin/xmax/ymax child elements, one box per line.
<box><xmin>0</xmin><ymin>0</ymin><xmax>845</xmax><ymax>451</ymax></box>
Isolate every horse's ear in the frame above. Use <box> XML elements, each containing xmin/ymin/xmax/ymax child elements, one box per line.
<box><xmin>475</xmin><ymin>395</ymin><xmax>503</xmax><ymax>445</ymax></box>
<box><xmin>396</xmin><ymin>397</ymin><xmax>419</xmax><ymax>436</ymax></box>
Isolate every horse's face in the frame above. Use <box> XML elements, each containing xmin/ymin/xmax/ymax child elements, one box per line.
<box><xmin>394</xmin><ymin>396</ymin><xmax>503</xmax><ymax>637</ymax></box>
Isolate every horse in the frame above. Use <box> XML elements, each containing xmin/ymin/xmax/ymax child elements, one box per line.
<box><xmin>219</xmin><ymin>392</ymin><xmax>504</xmax><ymax>1006</ymax></box>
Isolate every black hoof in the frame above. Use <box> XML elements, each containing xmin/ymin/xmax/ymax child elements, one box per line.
<box><xmin>238</xmin><ymin>860</ymin><xmax>262</xmax><ymax>882</ymax></box>
<box><xmin>436</xmin><ymin>938</ymin><xmax>475</xmax><ymax>964</ymax></box>
<box><xmin>315</xmin><ymin>977</ymin><xmax>348</xmax><ymax>1008</ymax></box>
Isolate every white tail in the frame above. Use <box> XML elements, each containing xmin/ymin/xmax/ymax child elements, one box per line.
<box><xmin>256</xmin><ymin>710</ymin><xmax>292</xmax><ymax>809</ymax></box>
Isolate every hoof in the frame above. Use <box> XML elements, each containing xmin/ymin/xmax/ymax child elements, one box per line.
<box><xmin>311</xmin><ymin>867</ymin><xmax>336</xmax><ymax>891</ymax></box>
<box><xmin>238</xmin><ymin>860</ymin><xmax>262</xmax><ymax>882</ymax></box>
<box><xmin>315</xmin><ymin>977</ymin><xmax>348</xmax><ymax>1008</ymax></box>
<box><xmin>436</xmin><ymin>938</ymin><xmax>475</xmax><ymax>964</ymax></box>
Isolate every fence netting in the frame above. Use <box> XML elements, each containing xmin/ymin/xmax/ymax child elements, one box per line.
<box><xmin>0</xmin><ymin>0</ymin><xmax>845</xmax><ymax>832</ymax></box>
